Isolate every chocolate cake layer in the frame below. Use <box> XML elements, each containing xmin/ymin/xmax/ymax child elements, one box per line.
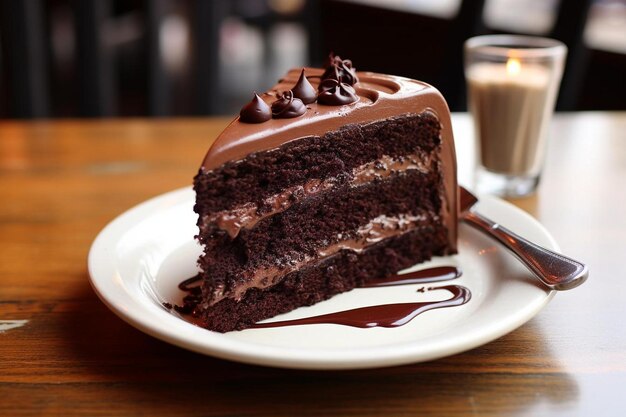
<box><xmin>198</xmin><ymin>224</ymin><xmax>449</xmax><ymax>332</ymax></box>
<box><xmin>194</xmin><ymin>112</ymin><xmax>441</xmax><ymax>214</ymax></box>
<box><xmin>198</xmin><ymin>168</ymin><xmax>447</xmax><ymax>305</ymax></box>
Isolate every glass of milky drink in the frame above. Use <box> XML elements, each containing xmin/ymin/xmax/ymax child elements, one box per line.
<box><xmin>464</xmin><ymin>35</ymin><xmax>567</xmax><ymax>197</ymax></box>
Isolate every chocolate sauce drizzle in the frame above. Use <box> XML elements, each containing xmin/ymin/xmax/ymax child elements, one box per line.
<box><xmin>251</xmin><ymin>266</ymin><xmax>469</xmax><ymax>329</ymax></box>
<box><xmin>239</xmin><ymin>93</ymin><xmax>272</xmax><ymax>123</ymax></box>
<box><xmin>163</xmin><ymin>274</ymin><xmax>202</xmax><ymax>315</ymax></box>
<box><xmin>271</xmin><ymin>90</ymin><xmax>307</xmax><ymax>119</ymax></box>
<box><xmin>168</xmin><ymin>266</ymin><xmax>471</xmax><ymax>331</ymax></box>
<box><xmin>252</xmin><ymin>285</ymin><xmax>470</xmax><ymax>329</ymax></box>
<box><xmin>361</xmin><ymin>266</ymin><xmax>462</xmax><ymax>287</ymax></box>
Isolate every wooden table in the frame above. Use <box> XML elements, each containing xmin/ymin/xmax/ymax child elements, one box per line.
<box><xmin>1</xmin><ymin>113</ymin><xmax>625</xmax><ymax>416</ymax></box>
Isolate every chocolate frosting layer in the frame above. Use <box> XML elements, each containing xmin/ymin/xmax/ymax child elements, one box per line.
<box><xmin>201</xmin><ymin>68</ymin><xmax>459</xmax><ymax>250</ymax></box>
<box><xmin>225</xmin><ymin>212</ymin><xmax>436</xmax><ymax>303</ymax></box>
<box><xmin>239</xmin><ymin>93</ymin><xmax>271</xmax><ymax>123</ymax></box>
<box><xmin>290</xmin><ymin>69</ymin><xmax>317</xmax><ymax>104</ymax></box>
<box><xmin>201</xmin><ymin>152</ymin><xmax>435</xmax><ymax>239</ymax></box>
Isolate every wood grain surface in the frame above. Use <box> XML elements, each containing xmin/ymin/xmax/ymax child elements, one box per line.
<box><xmin>1</xmin><ymin>113</ymin><xmax>625</xmax><ymax>416</ymax></box>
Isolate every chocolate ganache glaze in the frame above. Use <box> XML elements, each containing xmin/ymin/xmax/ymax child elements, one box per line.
<box><xmin>201</xmin><ymin>67</ymin><xmax>459</xmax><ymax>250</ymax></box>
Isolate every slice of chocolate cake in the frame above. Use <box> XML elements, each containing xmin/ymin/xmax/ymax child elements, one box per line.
<box><xmin>192</xmin><ymin>57</ymin><xmax>458</xmax><ymax>332</ymax></box>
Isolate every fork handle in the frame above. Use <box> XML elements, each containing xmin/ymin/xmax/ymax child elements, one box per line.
<box><xmin>462</xmin><ymin>211</ymin><xmax>588</xmax><ymax>290</ymax></box>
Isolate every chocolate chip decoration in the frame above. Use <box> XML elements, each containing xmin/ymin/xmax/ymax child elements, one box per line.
<box><xmin>240</xmin><ymin>55</ymin><xmax>362</xmax><ymax>120</ymax></box>
<box><xmin>321</xmin><ymin>54</ymin><xmax>359</xmax><ymax>86</ymax></box>
<box><xmin>290</xmin><ymin>69</ymin><xmax>317</xmax><ymax>104</ymax></box>
<box><xmin>317</xmin><ymin>78</ymin><xmax>358</xmax><ymax>105</ymax></box>
<box><xmin>271</xmin><ymin>90</ymin><xmax>306</xmax><ymax>119</ymax></box>
<box><xmin>239</xmin><ymin>93</ymin><xmax>271</xmax><ymax>123</ymax></box>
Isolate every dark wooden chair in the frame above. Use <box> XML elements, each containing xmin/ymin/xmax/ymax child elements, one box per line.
<box><xmin>1</xmin><ymin>0</ymin><xmax>620</xmax><ymax>118</ymax></box>
<box><xmin>0</xmin><ymin>0</ymin><xmax>228</xmax><ymax>118</ymax></box>
<box><xmin>319</xmin><ymin>0</ymin><xmax>595</xmax><ymax>111</ymax></box>
<box><xmin>0</xmin><ymin>0</ymin><xmax>320</xmax><ymax>119</ymax></box>
<box><xmin>0</xmin><ymin>0</ymin><xmax>50</xmax><ymax>118</ymax></box>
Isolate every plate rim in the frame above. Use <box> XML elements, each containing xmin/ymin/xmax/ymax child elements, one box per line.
<box><xmin>88</xmin><ymin>186</ymin><xmax>556</xmax><ymax>370</ymax></box>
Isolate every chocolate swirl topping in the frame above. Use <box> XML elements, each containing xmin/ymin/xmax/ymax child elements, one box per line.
<box><xmin>317</xmin><ymin>78</ymin><xmax>358</xmax><ymax>105</ymax></box>
<box><xmin>321</xmin><ymin>54</ymin><xmax>359</xmax><ymax>86</ymax></box>
<box><xmin>271</xmin><ymin>90</ymin><xmax>307</xmax><ymax>119</ymax></box>
<box><xmin>239</xmin><ymin>93</ymin><xmax>272</xmax><ymax>123</ymax></box>
<box><xmin>290</xmin><ymin>69</ymin><xmax>317</xmax><ymax>104</ymax></box>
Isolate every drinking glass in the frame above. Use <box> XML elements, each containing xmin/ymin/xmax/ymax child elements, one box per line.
<box><xmin>465</xmin><ymin>35</ymin><xmax>567</xmax><ymax>197</ymax></box>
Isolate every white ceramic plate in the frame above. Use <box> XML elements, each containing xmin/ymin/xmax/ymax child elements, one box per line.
<box><xmin>88</xmin><ymin>187</ymin><xmax>556</xmax><ymax>370</ymax></box>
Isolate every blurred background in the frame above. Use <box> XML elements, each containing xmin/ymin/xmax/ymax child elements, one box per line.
<box><xmin>0</xmin><ymin>0</ymin><xmax>624</xmax><ymax>119</ymax></box>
